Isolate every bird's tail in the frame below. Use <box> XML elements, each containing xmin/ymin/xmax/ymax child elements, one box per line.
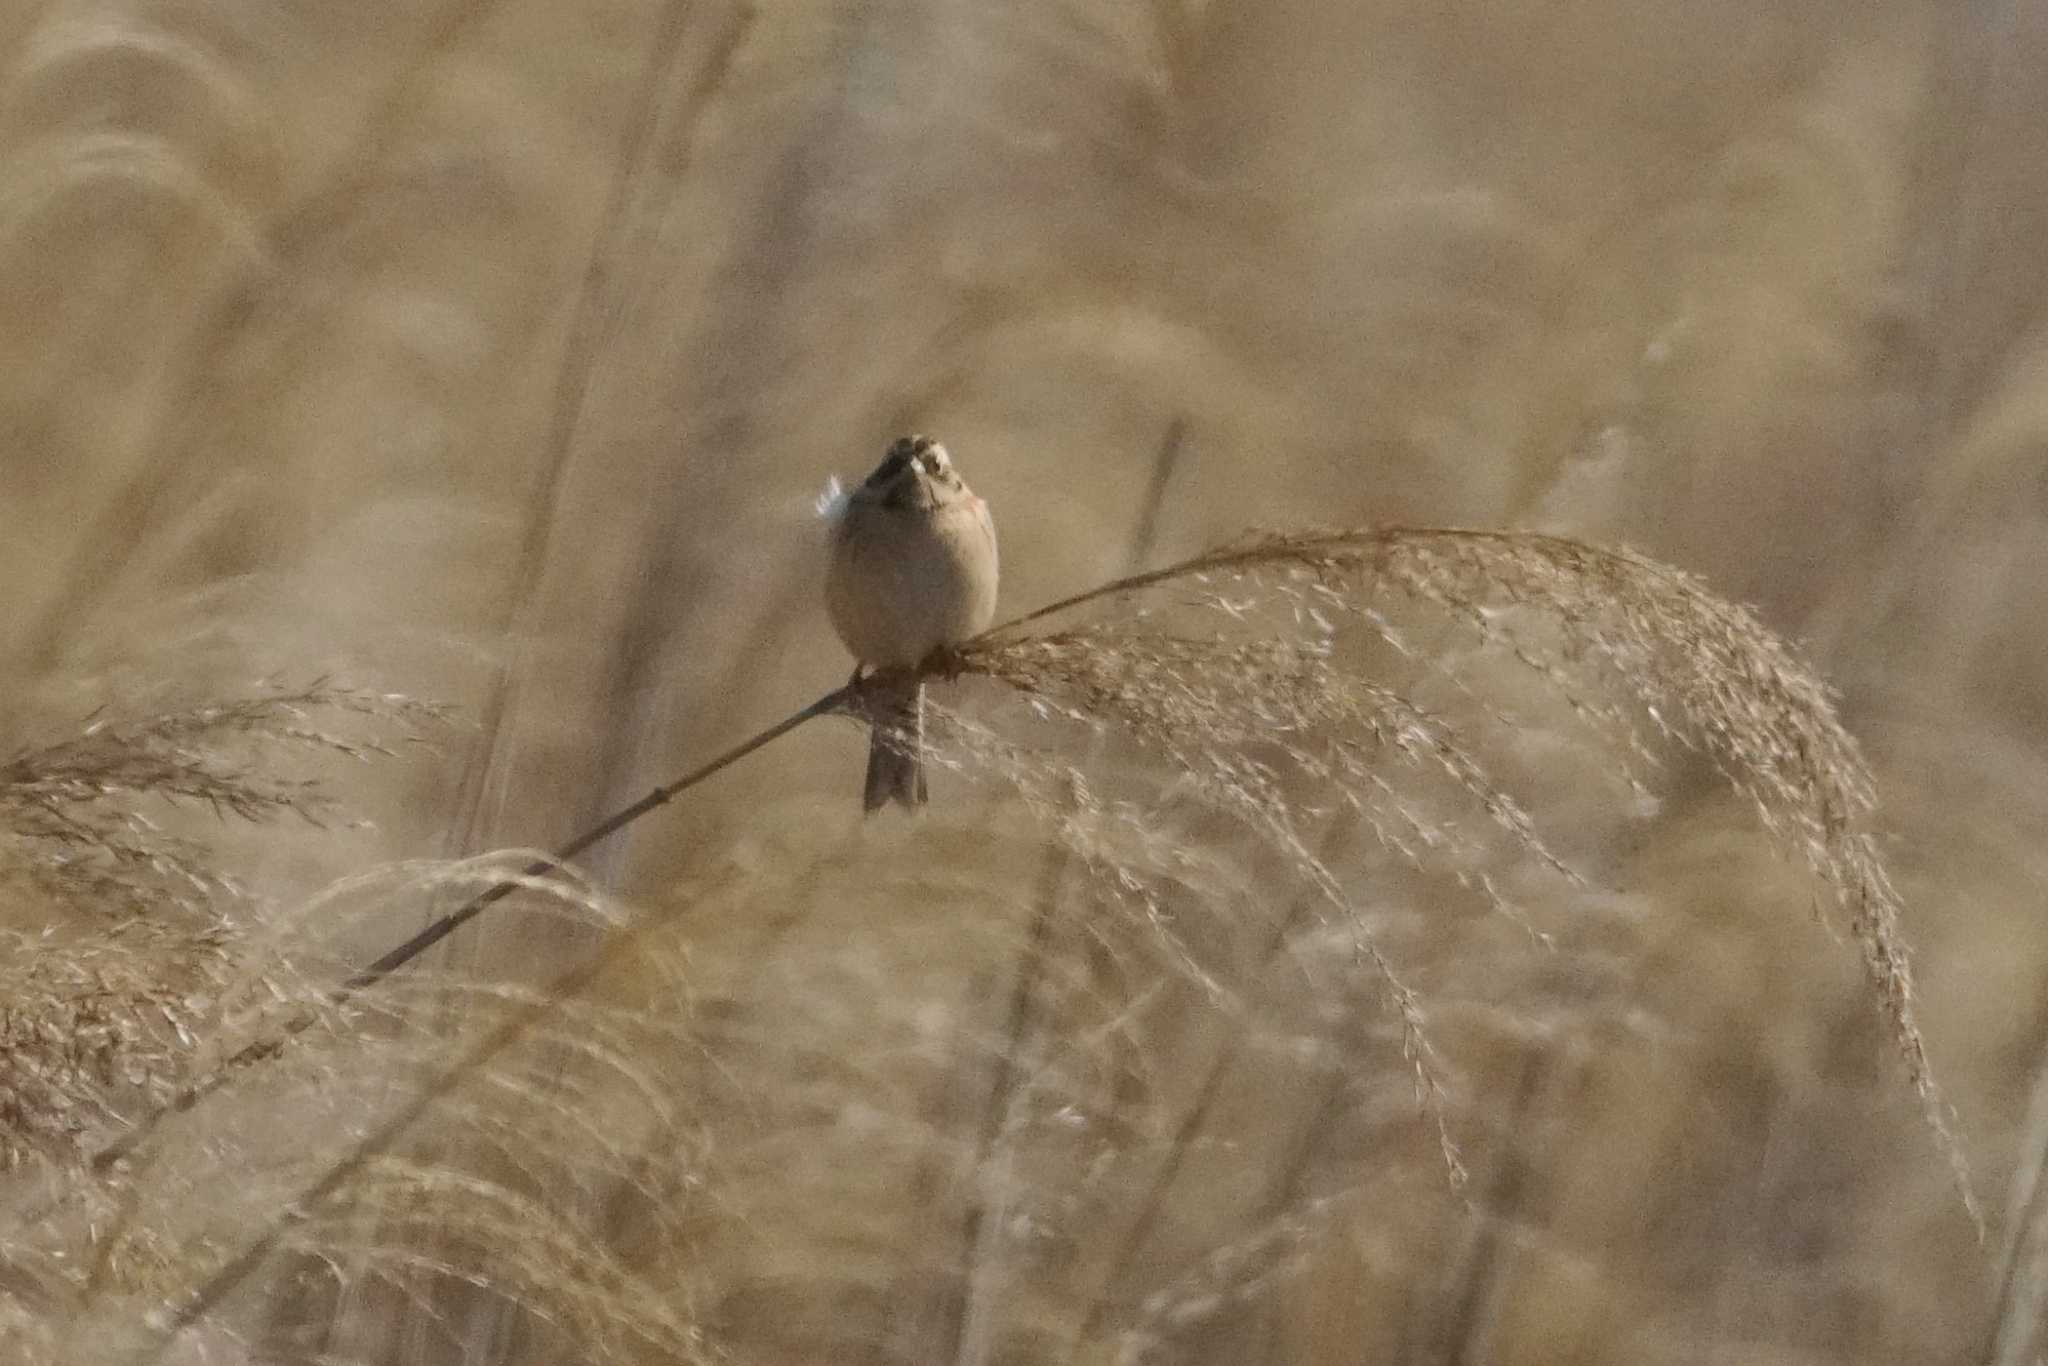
<box><xmin>863</xmin><ymin>678</ymin><xmax>928</xmax><ymax>813</ymax></box>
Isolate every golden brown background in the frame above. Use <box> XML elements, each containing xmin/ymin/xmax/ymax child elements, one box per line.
<box><xmin>4</xmin><ymin>1</ymin><xmax>2046</xmax><ymax>1362</ymax></box>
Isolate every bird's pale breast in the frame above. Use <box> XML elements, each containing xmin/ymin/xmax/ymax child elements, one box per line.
<box><xmin>828</xmin><ymin>495</ymin><xmax>998</xmax><ymax>667</ymax></box>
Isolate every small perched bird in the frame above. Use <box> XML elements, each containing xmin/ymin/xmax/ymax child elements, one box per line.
<box><xmin>824</xmin><ymin>434</ymin><xmax>1000</xmax><ymax>811</ymax></box>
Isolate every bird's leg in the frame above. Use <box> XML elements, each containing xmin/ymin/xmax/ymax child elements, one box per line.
<box><xmin>847</xmin><ymin>664</ymin><xmax>870</xmax><ymax>724</ymax></box>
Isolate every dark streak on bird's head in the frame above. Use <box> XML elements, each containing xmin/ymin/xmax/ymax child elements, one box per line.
<box><xmin>866</xmin><ymin>434</ymin><xmax>965</xmax><ymax>510</ymax></box>
<box><xmin>866</xmin><ymin>437</ymin><xmax>919</xmax><ymax>490</ymax></box>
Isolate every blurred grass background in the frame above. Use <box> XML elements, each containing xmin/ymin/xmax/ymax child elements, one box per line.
<box><xmin>3</xmin><ymin>0</ymin><xmax>2047</xmax><ymax>1362</ymax></box>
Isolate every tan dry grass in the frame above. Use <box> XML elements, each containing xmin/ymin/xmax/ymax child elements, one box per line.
<box><xmin>0</xmin><ymin>523</ymin><xmax>1978</xmax><ymax>1366</ymax></box>
<box><xmin>0</xmin><ymin>1</ymin><xmax>2043</xmax><ymax>1364</ymax></box>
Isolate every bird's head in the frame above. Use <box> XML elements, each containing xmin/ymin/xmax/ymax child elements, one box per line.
<box><xmin>864</xmin><ymin>434</ymin><xmax>967</xmax><ymax>511</ymax></box>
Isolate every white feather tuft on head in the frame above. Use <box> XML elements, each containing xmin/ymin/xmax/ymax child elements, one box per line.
<box><xmin>814</xmin><ymin>474</ymin><xmax>849</xmax><ymax>522</ymax></box>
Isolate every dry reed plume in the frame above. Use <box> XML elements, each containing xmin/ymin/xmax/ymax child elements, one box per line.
<box><xmin>2</xmin><ymin>686</ymin><xmax>445</xmax><ymax>917</ymax></box>
<box><xmin>0</xmin><ymin>685</ymin><xmax>444</xmax><ymax>1174</ymax></box>
<box><xmin>0</xmin><ymin>524</ymin><xmax>1980</xmax><ymax>1365</ymax></box>
<box><xmin>939</xmin><ymin>529</ymin><xmax>1960</xmax><ymax>1182</ymax></box>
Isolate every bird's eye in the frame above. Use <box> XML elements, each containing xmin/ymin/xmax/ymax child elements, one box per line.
<box><xmin>869</xmin><ymin>446</ymin><xmax>913</xmax><ymax>487</ymax></box>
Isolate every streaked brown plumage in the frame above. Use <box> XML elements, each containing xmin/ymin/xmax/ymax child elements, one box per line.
<box><xmin>825</xmin><ymin>435</ymin><xmax>999</xmax><ymax>811</ymax></box>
